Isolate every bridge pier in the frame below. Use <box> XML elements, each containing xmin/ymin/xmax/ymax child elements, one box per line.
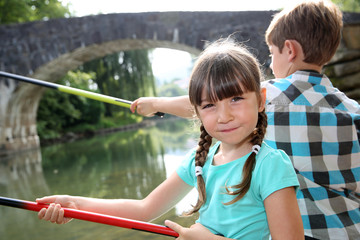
<box><xmin>1</xmin><ymin>82</ymin><xmax>42</xmax><ymax>155</ymax></box>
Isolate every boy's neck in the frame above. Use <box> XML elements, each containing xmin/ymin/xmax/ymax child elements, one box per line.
<box><xmin>289</xmin><ymin>63</ymin><xmax>322</xmax><ymax>75</ymax></box>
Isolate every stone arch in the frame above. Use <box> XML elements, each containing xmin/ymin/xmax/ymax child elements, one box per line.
<box><xmin>2</xmin><ymin>39</ymin><xmax>201</xmax><ymax>155</ymax></box>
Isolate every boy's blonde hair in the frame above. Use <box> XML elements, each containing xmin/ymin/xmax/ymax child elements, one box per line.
<box><xmin>265</xmin><ymin>0</ymin><xmax>343</xmax><ymax>66</ymax></box>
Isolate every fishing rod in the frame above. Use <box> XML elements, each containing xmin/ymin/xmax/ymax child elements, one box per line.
<box><xmin>0</xmin><ymin>71</ymin><xmax>164</xmax><ymax>117</ymax></box>
<box><xmin>0</xmin><ymin>196</ymin><xmax>178</xmax><ymax>237</ymax></box>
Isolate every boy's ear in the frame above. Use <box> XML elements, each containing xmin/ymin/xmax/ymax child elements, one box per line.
<box><xmin>284</xmin><ymin>40</ymin><xmax>298</xmax><ymax>62</ymax></box>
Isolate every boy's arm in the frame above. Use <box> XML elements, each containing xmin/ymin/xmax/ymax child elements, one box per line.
<box><xmin>130</xmin><ymin>96</ymin><xmax>195</xmax><ymax>119</ymax></box>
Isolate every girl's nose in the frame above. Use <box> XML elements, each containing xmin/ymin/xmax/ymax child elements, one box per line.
<box><xmin>217</xmin><ymin>104</ymin><xmax>234</xmax><ymax>123</ymax></box>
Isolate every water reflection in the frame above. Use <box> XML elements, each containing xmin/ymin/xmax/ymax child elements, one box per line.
<box><xmin>0</xmin><ymin>118</ymin><xmax>199</xmax><ymax>240</ymax></box>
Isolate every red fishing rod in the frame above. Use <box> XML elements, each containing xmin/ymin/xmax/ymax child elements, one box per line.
<box><xmin>0</xmin><ymin>196</ymin><xmax>178</xmax><ymax>238</ymax></box>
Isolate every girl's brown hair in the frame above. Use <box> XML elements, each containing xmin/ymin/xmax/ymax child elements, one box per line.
<box><xmin>186</xmin><ymin>38</ymin><xmax>267</xmax><ymax>215</ymax></box>
<box><xmin>265</xmin><ymin>0</ymin><xmax>343</xmax><ymax>66</ymax></box>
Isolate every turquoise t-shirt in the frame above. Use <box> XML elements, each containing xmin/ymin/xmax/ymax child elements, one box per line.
<box><xmin>176</xmin><ymin>141</ymin><xmax>299</xmax><ymax>240</ymax></box>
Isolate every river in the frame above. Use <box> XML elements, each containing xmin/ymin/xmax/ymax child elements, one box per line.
<box><xmin>0</xmin><ymin>118</ymin><xmax>200</xmax><ymax>240</ymax></box>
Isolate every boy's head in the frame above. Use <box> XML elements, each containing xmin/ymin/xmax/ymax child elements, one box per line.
<box><xmin>265</xmin><ymin>0</ymin><xmax>343</xmax><ymax>67</ymax></box>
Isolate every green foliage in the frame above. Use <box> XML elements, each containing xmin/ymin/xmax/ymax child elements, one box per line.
<box><xmin>0</xmin><ymin>0</ymin><xmax>71</xmax><ymax>24</ymax></box>
<box><xmin>332</xmin><ymin>0</ymin><xmax>360</xmax><ymax>12</ymax></box>
<box><xmin>157</xmin><ymin>80</ymin><xmax>188</xmax><ymax>97</ymax></box>
<box><xmin>37</xmin><ymin>49</ymin><xmax>157</xmax><ymax>140</ymax></box>
<box><xmin>64</xmin><ymin>71</ymin><xmax>104</xmax><ymax>125</ymax></box>
<box><xmin>37</xmin><ymin>71</ymin><xmax>105</xmax><ymax>139</ymax></box>
<box><xmin>81</xmin><ymin>49</ymin><xmax>157</xmax><ymax>117</ymax></box>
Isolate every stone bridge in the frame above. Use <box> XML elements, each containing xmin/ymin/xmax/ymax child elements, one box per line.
<box><xmin>0</xmin><ymin>11</ymin><xmax>360</xmax><ymax>155</ymax></box>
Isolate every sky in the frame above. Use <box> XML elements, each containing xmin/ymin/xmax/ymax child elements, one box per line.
<box><xmin>61</xmin><ymin>0</ymin><xmax>302</xmax><ymax>16</ymax></box>
<box><xmin>60</xmin><ymin>0</ymin><xmax>302</xmax><ymax>84</ymax></box>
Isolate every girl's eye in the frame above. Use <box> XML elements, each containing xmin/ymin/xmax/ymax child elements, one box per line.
<box><xmin>201</xmin><ymin>103</ymin><xmax>214</xmax><ymax>109</ymax></box>
<box><xmin>232</xmin><ymin>96</ymin><xmax>243</xmax><ymax>102</ymax></box>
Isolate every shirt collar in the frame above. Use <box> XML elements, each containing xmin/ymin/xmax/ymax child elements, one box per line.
<box><xmin>288</xmin><ymin>70</ymin><xmax>333</xmax><ymax>87</ymax></box>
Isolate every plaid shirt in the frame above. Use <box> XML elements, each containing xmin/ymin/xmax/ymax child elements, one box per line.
<box><xmin>262</xmin><ymin>71</ymin><xmax>360</xmax><ymax>239</ymax></box>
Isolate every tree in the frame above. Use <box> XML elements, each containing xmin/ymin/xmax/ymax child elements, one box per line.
<box><xmin>332</xmin><ymin>0</ymin><xmax>360</xmax><ymax>12</ymax></box>
<box><xmin>37</xmin><ymin>71</ymin><xmax>104</xmax><ymax>139</ymax></box>
<box><xmin>81</xmin><ymin>49</ymin><xmax>157</xmax><ymax>117</ymax></box>
<box><xmin>157</xmin><ymin>80</ymin><xmax>188</xmax><ymax>97</ymax></box>
<box><xmin>0</xmin><ymin>0</ymin><xmax>71</xmax><ymax>24</ymax></box>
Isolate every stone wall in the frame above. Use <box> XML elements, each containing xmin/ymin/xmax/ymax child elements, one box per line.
<box><xmin>323</xmin><ymin>14</ymin><xmax>360</xmax><ymax>102</ymax></box>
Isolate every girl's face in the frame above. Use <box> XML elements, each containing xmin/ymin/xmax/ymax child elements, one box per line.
<box><xmin>196</xmin><ymin>88</ymin><xmax>265</xmax><ymax>148</ymax></box>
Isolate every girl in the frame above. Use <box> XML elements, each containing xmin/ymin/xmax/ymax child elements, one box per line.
<box><xmin>37</xmin><ymin>38</ymin><xmax>303</xmax><ymax>239</ymax></box>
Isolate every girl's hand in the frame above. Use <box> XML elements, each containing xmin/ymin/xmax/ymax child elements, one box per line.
<box><xmin>130</xmin><ymin>97</ymin><xmax>158</xmax><ymax>117</ymax></box>
<box><xmin>165</xmin><ymin>220</ymin><xmax>226</xmax><ymax>240</ymax></box>
<box><xmin>36</xmin><ymin>195</ymin><xmax>77</xmax><ymax>224</ymax></box>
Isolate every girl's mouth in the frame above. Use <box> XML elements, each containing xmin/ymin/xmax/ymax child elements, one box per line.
<box><xmin>219</xmin><ymin>127</ymin><xmax>238</xmax><ymax>133</ymax></box>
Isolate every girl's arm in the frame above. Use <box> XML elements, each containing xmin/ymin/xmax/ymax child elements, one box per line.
<box><xmin>37</xmin><ymin>171</ymin><xmax>192</xmax><ymax>224</ymax></box>
<box><xmin>165</xmin><ymin>221</ymin><xmax>234</xmax><ymax>240</ymax></box>
<box><xmin>130</xmin><ymin>96</ymin><xmax>194</xmax><ymax>118</ymax></box>
<box><xmin>264</xmin><ymin>187</ymin><xmax>304</xmax><ymax>240</ymax></box>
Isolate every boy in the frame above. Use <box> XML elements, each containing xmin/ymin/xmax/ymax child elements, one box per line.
<box><xmin>130</xmin><ymin>1</ymin><xmax>360</xmax><ymax>239</ymax></box>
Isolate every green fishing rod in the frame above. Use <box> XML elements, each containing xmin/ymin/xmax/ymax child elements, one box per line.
<box><xmin>0</xmin><ymin>71</ymin><xmax>164</xmax><ymax>117</ymax></box>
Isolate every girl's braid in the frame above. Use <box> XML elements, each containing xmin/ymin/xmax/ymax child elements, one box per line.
<box><xmin>185</xmin><ymin>124</ymin><xmax>212</xmax><ymax>215</ymax></box>
<box><xmin>251</xmin><ymin>110</ymin><xmax>268</xmax><ymax>146</ymax></box>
